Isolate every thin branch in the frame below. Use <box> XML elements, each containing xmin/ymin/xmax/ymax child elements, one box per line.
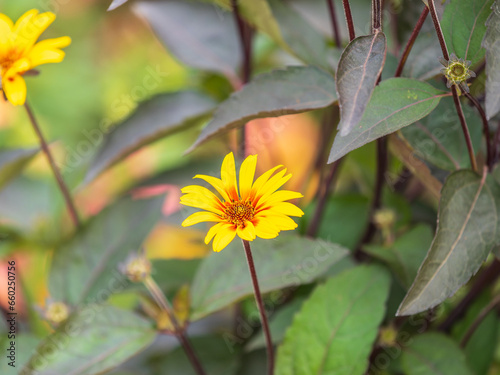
<box><xmin>242</xmin><ymin>240</ymin><xmax>274</xmax><ymax>375</ymax></box>
<box><xmin>460</xmin><ymin>292</ymin><xmax>500</xmax><ymax>348</ymax></box>
<box><xmin>24</xmin><ymin>102</ymin><xmax>80</xmax><ymax>227</ymax></box>
<box><xmin>494</xmin><ymin>121</ymin><xmax>500</xmax><ymax>164</ymax></box>
<box><xmin>464</xmin><ymin>92</ymin><xmax>493</xmax><ymax>170</ymax></box>
<box><xmin>342</xmin><ymin>0</ymin><xmax>356</xmax><ymax>41</ymax></box>
<box><xmin>307</xmin><ymin>157</ymin><xmax>344</xmax><ymax>237</ymax></box>
<box><xmin>395</xmin><ymin>6</ymin><xmax>429</xmax><ymax>77</ymax></box>
<box><xmin>452</xmin><ymin>87</ymin><xmax>478</xmax><ymax>172</ymax></box>
<box><xmin>326</xmin><ymin>0</ymin><xmax>342</xmax><ymax>47</ymax></box>
<box><xmin>439</xmin><ymin>259</ymin><xmax>500</xmax><ymax>332</ymax></box>
<box><xmin>372</xmin><ymin>0</ymin><xmax>382</xmax><ymax>31</ymax></box>
<box><xmin>427</xmin><ymin>0</ymin><xmax>449</xmax><ymax>60</ymax></box>
<box><xmin>144</xmin><ymin>276</ymin><xmax>207</xmax><ymax>375</ymax></box>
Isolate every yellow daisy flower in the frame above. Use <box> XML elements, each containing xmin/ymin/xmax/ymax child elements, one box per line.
<box><xmin>180</xmin><ymin>152</ymin><xmax>304</xmax><ymax>252</ymax></box>
<box><xmin>0</xmin><ymin>9</ymin><xmax>71</xmax><ymax>106</ymax></box>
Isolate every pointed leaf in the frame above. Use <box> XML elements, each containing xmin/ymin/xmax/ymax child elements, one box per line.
<box><xmin>49</xmin><ymin>196</ymin><xmax>163</xmax><ymax>305</ymax></box>
<box><xmin>401</xmin><ymin>333</ymin><xmax>473</xmax><ymax>375</ymax></box>
<box><xmin>0</xmin><ymin>148</ymin><xmax>38</xmax><ymax>191</ymax></box>
<box><xmin>85</xmin><ymin>92</ymin><xmax>215</xmax><ymax>184</ymax></box>
<box><xmin>190</xmin><ymin>235</ymin><xmax>348</xmax><ymax>320</ymax></box>
<box><xmin>189</xmin><ymin>66</ymin><xmax>337</xmax><ymax>151</ymax></box>
<box><xmin>336</xmin><ymin>31</ymin><xmax>387</xmax><ymax>136</ymax></box>
<box><xmin>397</xmin><ymin>170</ymin><xmax>498</xmax><ymax>316</ymax></box>
<box><xmin>482</xmin><ymin>1</ymin><xmax>500</xmax><ymax>119</ymax></box>
<box><xmin>22</xmin><ymin>305</ymin><xmax>156</xmax><ymax>375</ymax></box>
<box><xmin>400</xmin><ymin>97</ymin><xmax>483</xmax><ymax>170</ymax></box>
<box><xmin>328</xmin><ymin>78</ymin><xmax>447</xmax><ymax>163</ymax></box>
<box><xmin>441</xmin><ymin>0</ymin><xmax>494</xmax><ymax>65</ymax></box>
<box><xmin>275</xmin><ymin>265</ymin><xmax>391</xmax><ymax>375</ymax></box>
<box><xmin>134</xmin><ymin>0</ymin><xmax>241</xmax><ymax>82</ymax></box>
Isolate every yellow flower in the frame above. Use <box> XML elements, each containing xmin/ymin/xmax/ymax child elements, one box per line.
<box><xmin>180</xmin><ymin>152</ymin><xmax>304</xmax><ymax>252</ymax></box>
<box><xmin>439</xmin><ymin>53</ymin><xmax>476</xmax><ymax>93</ymax></box>
<box><xmin>0</xmin><ymin>10</ymin><xmax>71</xmax><ymax>106</ymax></box>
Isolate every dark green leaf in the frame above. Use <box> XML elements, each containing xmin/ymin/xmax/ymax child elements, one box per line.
<box><xmin>0</xmin><ymin>148</ymin><xmax>38</xmax><ymax>191</ymax></box>
<box><xmin>85</xmin><ymin>92</ymin><xmax>215</xmax><ymax>184</ymax></box>
<box><xmin>482</xmin><ymin>0</ymin><xmax>500</xmax><ymax>119</ymax></box>
<box><xmin>190</xmin><ymin>235</ymin><xmax>348</xmax><ymax>320</ymax></box>
<box><xmin>246</xmin><ymin>298</ymin><xmax>304</xmax><ymax>351</ymax></box>
<box><xmin>402</xmin><ymin>33</ymin><xmax>446</xmax><ymax>80</ymax></box>
<box><xmin>441</xmin><ymin>0</ymin><xmax>494</xmax><ymax>65</ymax></box>
<box><xmin>152</xmin><ymin>259</ymin><xmax>201</xmax><ymax>293</ymax></box>
<box><xmin>154</xmin><ymin>335</ymin><xmax>239</xmax><ymax>375</ymax></box>
<box><xmin>397</xmin><ymin>170</ymin><xmax>498</xmax><ymax>316</ymax></box>
<box><xmin>49</xmin><ymin>196</ymin><xmax>163</xmax><ymax>305</ymax></box>
<box><xmin>22</xmin><ymin>305</ymin><xmax>156</xmax><ymax>375</ymax></box>
<box><xmin>364</xmin><ymin>225</ymin><xmax>433</xmax><ymax>288</ymax></box>
<box><xmin>328</xmin><ymin>78</ymin><xmax>447</xmax><ymax>163</ymax></box>
<box><xmin>189</xmin><ymin>66</ymin><xmax>337</xmax><ymax>151</ymax></box>
<box><xmin>134</xmin><ymin>0</ymin><xmax>241</xmax><ymax>82</ymax></box>
<box><xmin>401</xmin><ymin>333</ymin><xmax>473</xmax><ymax>375</ymax></box>
<box><xmin>1</xmin><ymin>334</ymin><xmax>39</xmax><ymax>374</ymax></box>
<box><xmin>336</xmin><ymin>31</ymin><xmax>387</xmax><ymax>136</ymax></box>
<box><xmin>275</xmin><ymin>265</ymin><xmax>391</xmax><ymax>375</ymax></box>
<box><xmin>400</xmin><ymin>97</ymin><xmax>483</xmax><ymax>170</ymax></box>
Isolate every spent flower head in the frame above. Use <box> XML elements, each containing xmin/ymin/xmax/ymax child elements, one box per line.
<box><xmin>0</xmin><ymin>9</ymin><xmax>71</xmax><ymax>105</ymax></box>
<box><xmin>43</xmin><ymin>300</ymin><xmax>70</xmax><ymax>325</ymax></box>
<box><xmin>439</xmin><ymin>53</ymin><xmax>476</xmax><ymax>93</ymax></box>
<box><xmin>180</xmin><ymin>152</ymin><xmax>304</xmax><ymax>252</ymax></box>
<box><xmin>119</xmin><ymin>251</ymin><xmax>152</xmax><ymax>282</ymax></box>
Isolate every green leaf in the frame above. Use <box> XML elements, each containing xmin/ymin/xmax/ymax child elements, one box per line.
<box><xmin>1</xmin><ymin>334</ymin><xmax>39</xmax><ymax>374</ymax></box>
<box><xmin>400</xmin><ymin>97</ymin><xmax>483</xmax><ymax>170</ymax></box>
<box><xmin>401</xmin><ymin>333</ymin><xmax>473</xmax><ymax>375</ymax></box>
<box><xmin>275</xmin><ymin>265</ymin><xmax>391</xmax><ymax>375</ymax></box>
<box><xmin>364</xmin><ymin>225</ymin><xmax>433</xmax><ymax>288</ymax></box>
<box><xmin>22</xmin><ymin>305</ymin><xmax>156</xmax><ymax>375</ymax></box>
<box><xmin>189</xmin><ymin>66</ymin><xmax>337</xmax><ymax>151</ymax></box>
<box><xmin>49</xmin><ymin>196</ymin><xmax>163</xmax><ymax>305</ymax></box>
<box><xmin>402</xmin><ymin>33</ymin><xmax>447</xmax><ymax>80</ymax></box>
<box><xmin>482</xmin><ymin>0</ymin><xmax>500</xmax><ymax>119</ymax></box>
<box><xmin>268</xmin><ymin>0</ymin><xmax>331</xmax><ymax>69</ymax></box>
<box><xmin>246</xmin><ymin>298</ymin><xmax>304</xmax><ymax>351</ymax></box>
<box><xmin>328</xmin><ymin>78</ymin><xmax>447</xmax><ymax>163</ymax></box>
<box><xmin>134</xmin><ymin>0</ymin><xmax>241</xmax><ymax>82</ymax></box>
<box><xmin>190</xmin><ymin>235</ymin><xmax>348</xmax><ymax>320</ymax></box>
<box><xmin>441</xmin><ymin>0</ymin><xmax>494</xmax><ymax>65</ymax></box>
<box><xmin>155</xmin><ymin>335</ymin><xmax>239</xmax><ymax>375</ymax></box>
<box><xmin>397</xmin><ymin>170</ymin><xmax>498</xmax><ymax>316</ymax></box>
<box><xmin>0</xmin><ymin>148</ymin><xmax>38</xmax><ymax>191</ymax></box>
<box><xmin>151</xmin><ymin>259</ymin><xmax>201</xmax><ymax>293</ymax></box>
<box><xmin>336</xmin><ymin>31</ymin><xmax>387</xmax><ymax>136</ymax></box>
<box><xmin>84</xmin><ymin>91</ymin><xmax>215</xmax><ymax>184</ymax></box>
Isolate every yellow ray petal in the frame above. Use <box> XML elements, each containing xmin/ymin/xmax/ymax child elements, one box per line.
<box><xmin>212</xmin><ymin>225</ymin><xmax>237</xmax><ymax>252</ymax></box>
<box><xmin>194</xmin><ymin>174</ymin><xmax>230</xmax><ymax>202</ymax></box>
<box><xmin>28</xmin><ymin>36</ymin><xmax>71</xmax><ymax>67</ymax></box>
<box><xmin>237</xmin><ymin>221</ymin><xmax>256</xmax><ymax>241</ymax></box>
<box><xmin>0</xmin><ymin>14</ymin><xmax>13</xmax><ymax>46</ymax></box>
<box><xmin>181</xmin><ymin>185</ymin><xmax>225</xmax><ymax>210</ymax></box>
<box><xmin>14</xmin><ymin>11</ymin><xmax>56</xmax><ymax>51</ymax></box>
<box><xmin>180</xmin><ymin>194</ymin><xmax>224</xmax><ymax>215</ymax></box>
<box><xmin>248</xmin><ymin>165</ymin><xmax>283</xmax><ymax>201</ymax></box>
<box><xmin>239</xmin><ymin>155</ymin><xmax>257</xmax><ymax>201</ymax></box>
<box><xmin>253</xmin><ymin>218</ymin><xmax>280</xmax><ymax>239</ymax></box>
<box><xmin>205</xmin><ymin>222</ymin><xmax>225</xmax><ymax>244</ymax></box>
<box><xmin>264</xmin><ymin>202</ymin><xmax>304</xmax><ymax>217</ymax></box>
<box><xmin>181</xmin><ymin>211</ymin><xmax>221</xmax><ymax>227</ymax></box>
<box><xmin>220</xmin><ymin>152</ymin><xmax>238</xmax><ymax>200</ymax></box>
<box><xmin>256</xmin><ymin>213</ymin><xmax>298</xmax><ymax>231</ymax></box>
<box><xmin>264</xmin><ymin>190</ymin><xmax>304</xmax><ymax>205</ymax></box>
<box><xmin>2</xmin><ymin>74</ymin><xmax>27</xmax><ymax>106</ymax></box>
<box><xmin>255</xmin><ymin>171</ymin><xmax>292</xmax><ymax>207</ymax></box>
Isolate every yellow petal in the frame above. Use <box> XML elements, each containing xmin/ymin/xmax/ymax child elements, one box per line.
<box><xmin>239</xmin><ymin>154</ymin><xmax>257</xmax><ymax>200</ymax></box>
<box><xmin>2</xmin><ymin>74</ymin><xmax>27</xmax><ymax>106</ymax></box>
<box><xmin>181</xmin><ymin>185</ymin><xmax>225</xmax><ymax>211</ymax></box>
<box><xmin>265</xmin><ymin>190</ymin><xmax>303</xmax><ymax>205</ymax></box>
<box><xmin>180</xmin><ymin>194</ymin><xmax>224</xmax><ymax>215</ymax></box>
<box><xmin>255</xmin><ymin>170</ymin><xmax>292</xmax><ymax>207</ymax></box>
<box><xmin>4</xmin><ymin>57</ymin><xmax>31</xmax><ymax>77</ymax></box>
<box><xmin>181</xmin><ymin>211</ymin><xmax>221</xmax><ymax>227</ymax></box>
<box><xmin>248</xmin><ymin>165</ymin><xmax>283</xmax><ymax>201</ymax></box>
<box><xmin>0</xmin><ymin>14</ymin><xmax>13</xmax><ymax>46</ymax></box>
<box><xmin>237</xmin><ymin>221</ymin><xmax>256</xmax><ymax>241</ymax></box>
<box><xmin>220</xmin><ymin>152</ymin><xmax>238</xmax><ymax>200</ymax></box>
<box><xmin>212</xmin><ymin>225</ymin><xmax>237</xmax><ymax>252</ymax></box>
<box><xmin>205</xmin><ymin>222</ymin><xmax>225</xmax><ymax>244</ymax></box>
<box><xmin>14</xmin><ymin>10</ymin><xmax>56</xmax><ymax>51</ymax></box>
<box><xmin>253</xmin><ymin>218</ymin><xmax>280</xmax><ymax>239</ymax></box>
<box><xmin>28</xmin><ymin>36</ymin><xmax>71</xmax><ymax>67</ymax></box>
<box><xmin>265</xmin><ymin>202</ymin><xmax>304</xmax><ymax>217</ymax></box>
<box><xmin>194</xmin><ymin>174</ymin><xmax>230</xmax><ymax>202</ymax></box>
<box><xmin>257</xmin><ymin>214</ymin><xmax>298</xmax><ymax>231</ymax></box>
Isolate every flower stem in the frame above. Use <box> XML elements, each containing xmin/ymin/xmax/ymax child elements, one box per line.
<box><xmin>24</xmin><ymin>101</ymin><xmax>81</xmax><ymax>227</ymax></box>
<box><xmin>326</xmin><ymin>0</ymin><xmax>342</xmax><ymax>47</ymax></box>
<box><xmin>143</xmin><ymin>276</ymin><xmax>207</xmax><ymax>375</ymax></box>
<box><xmin>464</xmin><ymin>92</ymin><xmax>493</xmax><ymax>170</ymax></box>
<box><xmin>342</xmin><ymin>0</ymin><xmax>356</xmax><ymax>41</ymax></box>
<box><xmin>460</xmin><ymin>292</ymin><xmax>500</xmax><ymax>348</ymax></box>
<box><xmin>307</xmin><ymin>157</ymin><xmax>344</xmax><ymax>237</ymax></box>
<box><xmin>394</xmin><ymin>6</ymin><xmax>429</xmax><ymax>77</ymax></box>
<box><xmin>451</xmin><ymin>86</ymin><xmax>478</xmax><ymax>172</ymax></box>
<box><xmin>428</xmin><ymin>0</ymin><xmax>449</xmax><ymax>60</ymax></box>
<box><xmin>242</xmin><ymin>239</ymin><xmax>274</xmax><ymax>375</ymax></box>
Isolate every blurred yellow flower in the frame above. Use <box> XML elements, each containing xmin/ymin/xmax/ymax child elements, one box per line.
<box><xmin>181</xmin><ymin>152</ymin><xmax>304</xmax><ymax>252</ymax></box>
<box><xmin>0</xmin><ymin>10</ymin><xmax>71</xmax><ymax>105</ymax></box>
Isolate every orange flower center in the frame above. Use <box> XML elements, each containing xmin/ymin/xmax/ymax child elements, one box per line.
<box><xmin>0</xmin><ymin>48</ymin><xmax>22</xmax><ymax>75</ymax></box>
<box><xmin>224</xmin><ymin>201</ymin><xmax>255</xmax><ymax>227</ymax></box>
